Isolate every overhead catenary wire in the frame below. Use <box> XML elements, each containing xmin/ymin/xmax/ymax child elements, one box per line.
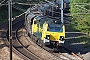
<box><xmin>12</xmin><ymin>5</ymin><xmax>26</xmax><ymax>12</ymax></box>
<box><xmin>12</xmin><ymin>11</ymin><xmax>26</xmax><ymax>21</ymax></box>
<box><xmin>11</xmin><ymin>1</ymin><xmax>42</xmax><ymax>21</ymax></box>
<box><xmin>11</xmin><ymin>1</ymin><xmax>44</xmax><ymax>21</ymax></box>
<box><xmin>0</xmin><ymin>0</ymin><xmax>6</xmax><ymax>7</ymax></box>
<box><xmin>0</xmin><ymin>1</ymin><xmax>16</xmax><ymax>6</ymax></box>
<box><xmin>0</xmin><ymin>0</ymin><xmax>6</xmax><ymax>5</ymax></box>
<box><xmin>11</xmin><ymin>1</ymin><xmax>46</xmax><ymax>21</ymax></box>
<box><xmin>0</xmin><ymin>1</ymin><xmax>46</xmax><ymax>6</ymax></box>
<box><xmin>14</xmin><ymin>2</ymin><xmax>43</xmax><ymax>5</ymax></box>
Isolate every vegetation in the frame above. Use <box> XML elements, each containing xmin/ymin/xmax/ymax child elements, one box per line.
<box><xmin>70</xmin><ymin>0</ymin><xmax>90</xmax><ymax>3</ymax></box>
<box><xmin>68</xmin><ymin>0</ymin><xmax>90</xmax><ymax>49</ymax></box>
<box><xmin>70</xmin><ymin>0</ymin><xmax>90</xmax><ymax>32</ymax></box>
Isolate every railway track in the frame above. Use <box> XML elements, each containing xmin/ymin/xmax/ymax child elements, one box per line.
<box><xmin>63</xmin><ymin>46</ymin><xmax>84</xmax><ymax>60</ymax></box>
<box><xmin>0</xmin><ymin>18</ymin><xmax>44</xmax><ymax>60</ymax></box>
<box><xmin>17</xmin><ymin>26</ymin><xmax>84</xmax><ymax>60</ymax></box>
<box><xmin>52</xmin><ymin>46</ymin><xmax>84</xmax><ymax>60</ymax></box>
<box><xmin>17</xmin><ymin>28</ymin><xmax>59</xmax><ymax>60</ymax></box>
<box><xmin>0</xmin><ymin>18</ymin><xmax>84</xmax><ymax>60</ymax></box>
<box><xmin>0</xmin><ymin>19</ymin><xmax>27</xmax><ymax>60</ymax></box>
<box><xmin>8</xmin><ymin>19</ymin><xmax>43</xmax><ymax>60</ymax></box>
<box><xmin>0</xmin><ymin>2</ymin><xmax>85</xmax><ymax>60</ymax></box>
<box><xmin>0</xmin><ymin>18</ymin><xmax>72</xmax><ymax>60</ymax></box>
<box><xmin>17</xmin><ymin>27</ymin><xmax>73</xmax><ymax>60</ymax></box>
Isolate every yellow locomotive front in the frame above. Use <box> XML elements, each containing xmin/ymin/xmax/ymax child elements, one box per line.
<box><xmin>42</xmin><ymin>21</ymin><xmax>65</xmax><ymax>46</ymax></box>
<box><xmin>32</xmin><ymin>16</ymin><xmax>65</xmax><ymax>46</ymax></box>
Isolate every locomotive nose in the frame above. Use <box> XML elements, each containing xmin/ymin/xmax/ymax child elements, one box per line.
<box><xmin>49</xmin><ymin>34</ymin><xmax>60</xmax><ymax>41</ymax></box>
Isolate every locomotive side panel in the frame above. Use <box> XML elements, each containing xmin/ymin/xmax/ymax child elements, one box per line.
<box><xmin>25</xmin><ymin>13</ymin><xmax>35</xmax><ymax>34</ymax></box>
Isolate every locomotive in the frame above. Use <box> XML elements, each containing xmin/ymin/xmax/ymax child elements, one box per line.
<box><xmin>25</xmin><ymin>0</ymin><xmax>69</xmax><ymax>48</ymax></box>
<box><xmin>25</xmin><ymin>15</ymin><xmax>65</xmax><ymax>47</ymax></box>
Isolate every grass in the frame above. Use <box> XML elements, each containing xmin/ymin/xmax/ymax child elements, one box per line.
<box><xmin>69</xmin><ymin>15</ymin><xmax>90</xmax><ymax>32</ymax></box>
<box><xmin>67</xmin><ymin>1</ymin><xmax>90</xmax><ymax>49</ymax></box>
<box><xmin>70</xmin><ymin>0</ymin><xmax>90</xmax><ymax>33</ymax></box>
<box><xmin>65</xmin><ymin>6</ymin><xmax>90</xmax><ymax>50</ymax></box>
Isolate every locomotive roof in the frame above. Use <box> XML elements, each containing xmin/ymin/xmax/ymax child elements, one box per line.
<box><xmin>35</xmin><ymin>16</ymin><xmax>59</xmax><ymax>21</ymax></box>
<box><xmin>35</xmin><ymin>16</ymin><xmax>62</xmax><ymax>24</ymax></box>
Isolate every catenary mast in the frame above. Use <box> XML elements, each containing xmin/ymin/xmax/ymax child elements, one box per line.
<box><xmin>61</xmin><ymin>0</ymin><xmax>63</xmax><ymax>24</ymax></box>
<box><xmin>8</xmin><ymin>0</ymin><xmax>12</xmax><ymax>60</ymax></box>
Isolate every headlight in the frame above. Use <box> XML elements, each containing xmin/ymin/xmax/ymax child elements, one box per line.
<box><xmin>46</xmin><ymin>35</ymin><xmax>50</xmax><ymax>40</ymax></box>
<box><xmin>60</xmin><ymin>36</ymin><xmax>64</xmax><ymax>41</ymax></box>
